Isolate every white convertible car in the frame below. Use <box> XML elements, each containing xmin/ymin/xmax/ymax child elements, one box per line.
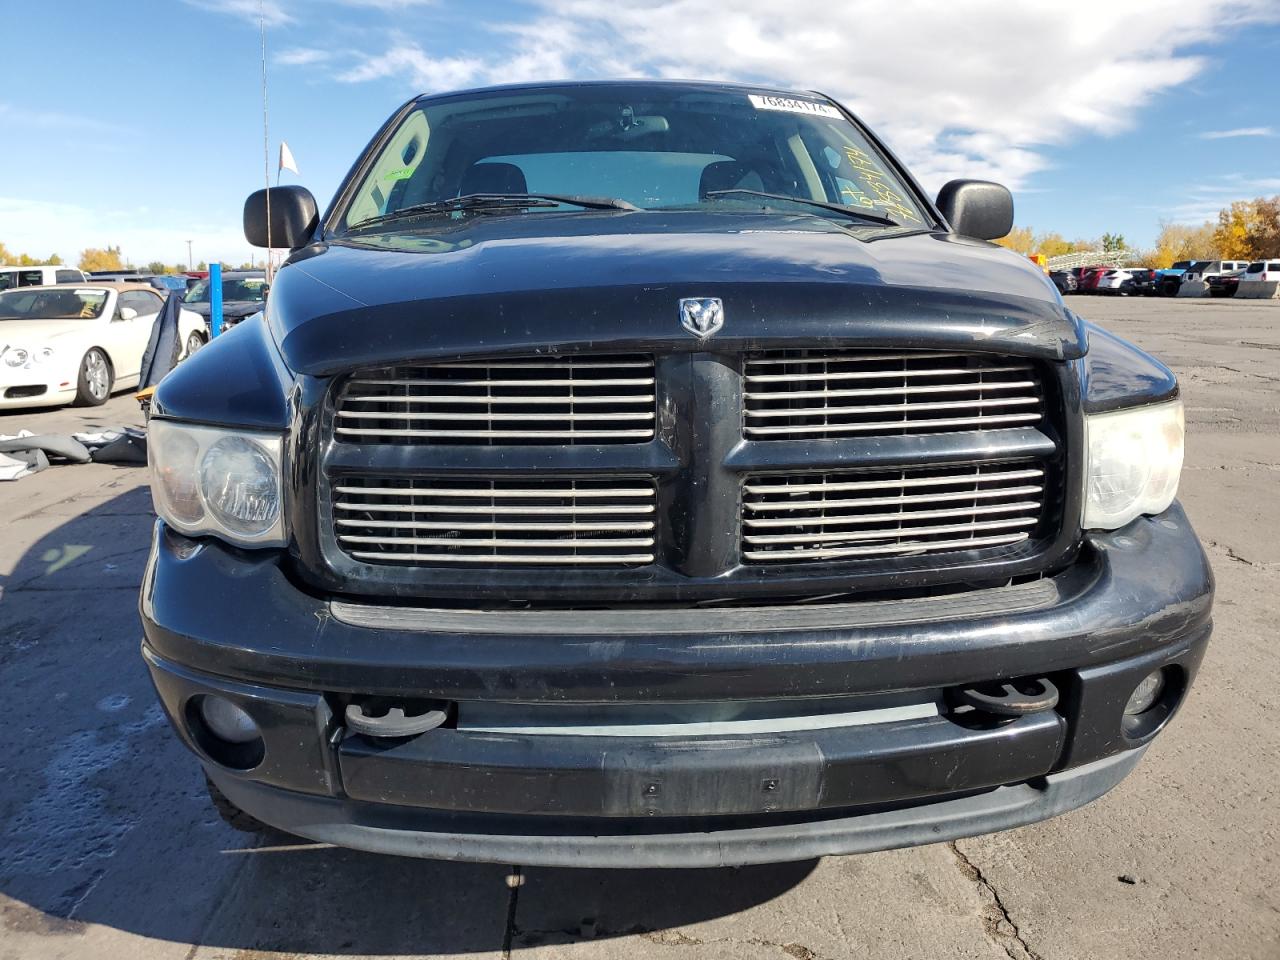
<box><xmin>0</xmin><ymin>283</ymin><xmax>206</xmax><ymax>410</ymax></box>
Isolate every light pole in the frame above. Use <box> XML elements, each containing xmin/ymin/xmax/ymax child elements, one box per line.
<box><xmin>186</xmin><ymin>239</ymin><xmax>193</xmax><ymax>271</ymax></box>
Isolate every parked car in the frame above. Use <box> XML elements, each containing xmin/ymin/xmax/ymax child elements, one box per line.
<box><xmin>1122</xmin><ymin>268</ymin><xmax>1158</xmax><ymax>296</ymax></box>
<box><xmin>1239</xmin><ymin>259</ymin><xmax>1280</xmax><ymax>283</ymax></box>
<box><xmin>1078</xmin><ymin>266</ymin><xmax>1110</xmax><ymax>293</ymax></box>
<box><xmin>1049</xmin><ymin>270</ymin><xmax>1077</xmax><ymax>294</ymax></box>
<box><xmin>0</xmin><ymin>283</ymin><xmax>205</xmax><ymax>409</ymax></box>
<box><xmin>1155</xmin><ymin>260</ymin><xmax>1194</xmax><ymax>297</ymax></box>
<box><xmin>143</xmin><ymin>79</ymin><xmax>1211</xmax><ymax>869</ymax></box>
<box><xmin>1207</xmin><ymin>269</ymin><xmax>1247</xmax><ymax>298</ymax></box>
<box><xmin>1183</xmin><ymin>260</ymin><xmax>1250</xmax><ymax>284</ymax></box>
<box><xmin>1095</xmin><ymin>268</ymin><xmax>1153</xmax><ymax>295</ymax></box>
<box><xmin>181</xmin><ymin>271</ymin><xmax>268</xmax><ymax>329</ymax></box>
<box><xmin>148</xmin><ymin>274</ymin><xmax>190</xmax><ymax>295</ymax></box>
<box><xmin>0</xmin><ymin>265</ymin><xmax>88</xmax><ymax>290</ymax></box>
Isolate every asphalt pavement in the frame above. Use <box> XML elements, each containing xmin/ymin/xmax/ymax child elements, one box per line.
<box><xmin>1</xmin><ymin>295</ymin><xmax>1276</xmax><ymax>960</ymax></box>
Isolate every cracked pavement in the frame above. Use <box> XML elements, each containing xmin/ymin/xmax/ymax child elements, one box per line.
<box><xmin>0</xmin><ymin>296</ymin><xmax>1276</xmax><ymax>959</ymax></box>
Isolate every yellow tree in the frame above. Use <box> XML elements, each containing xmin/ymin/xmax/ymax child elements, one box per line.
<box><xmin>1150</xmin><ymin>221</ymin><xmax>1218</xmax><ymax>268</ymax></box>
<box><xmin>78</xmin><ymin>246</ymin><xmax>125</xmax><ymax>272</ymax></box>
<box><xmin>1213</xmin><ymin>201</ymin><xmax>1261</xmax><ymax>259</ymax></box>
<box><xmin>994</xmin><ymin>226</ymin><xmax>1036</xmax><ymax>255</ymax></box>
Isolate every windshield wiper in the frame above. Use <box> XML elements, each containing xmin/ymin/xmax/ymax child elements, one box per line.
<box><xmin>349</xmin><ymin>192</ymin><xmax>640</xmax><ymax>230</ymax></box>
<box><xmin>703</xmin><ymin>189</ymin><xmax>900</xmax><ymax>227</ymax></box>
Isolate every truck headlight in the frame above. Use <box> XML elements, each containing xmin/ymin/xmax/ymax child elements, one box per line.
<box><xmin>1083</xmin><ymin>400</ymin><xmax>1183</xmax><ymax>530</ymax></box>
<box><xmin>149</xmin><ymin>420</ymin><xmax>286</xmax><ymax>547</ymax></box>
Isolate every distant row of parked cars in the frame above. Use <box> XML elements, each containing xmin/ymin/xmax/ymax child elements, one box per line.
<box><xmin>1050</xmin><ymin>259</ymin><xmax>1280</xmax><ymax>297</ymax></box>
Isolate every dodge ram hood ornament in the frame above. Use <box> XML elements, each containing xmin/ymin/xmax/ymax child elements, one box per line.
<box><xmin>679</xmin><ymin>297</ymin><xmax>724</xmax><ymax>338</ymax></box>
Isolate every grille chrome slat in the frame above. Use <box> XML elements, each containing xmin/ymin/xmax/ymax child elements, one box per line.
<box><xmin>753</xmin><ymin>380</ymin><xmax>1036</xmax><ymax>401</ymax></box>
<box><xmin>742</xmin><ymin>533</ymin><xmax>1031</xmax><ymax>562</ymax></box>
<box><xmin>336</xmin><ymin>518</ymin><xmax>655</xmax><ymax>532</ymax></box>
<box><xmin>333</xmin><ymin>476</ymin><xmax>658</xmax><ymax>568</ymax></box>
<box><xmin>744</xmin><ymin>516</ymin><xmax>1037</xmax><ymax>545</ymax></box>
<box><xmin>337</xmin><ymin>355</ymin><xmax>657</xmax><ymax>446</ymax></box>
<box><xmin>335</xmin><ymin>484</ymin><xmax>654</xmax><ymax>499</ymax></box>
<box><xmin>743</xmin><ymin>468</ymin><xmax>1043</xmax><ymax>495</ymax></box>
<box><xmin>341</xmin><ymin>394</ymin><xmax>656</xmax><ymax>406</ymax></box>
<box><xmin>337</xmin><ymin>410</ymin><xmax>655</xmax><ymax>423</ymax></box>
<box><xmin>336</xmin><ymin>502</ymin><xmax>657</xmax><ymax>516</ymax></box>
<box><xmin>744</xmin><ymin>413</ymin><xmax>1042</xmax><ymax>436</ymax></box>
<box><xmin>347</xmin><ymin>551</ymin><xmax>655</xmax><ymax>565</ymax></box>
<box><xmin>745</xmin><ymin>396</ymin><xmax>1041</xmax><ymax>418</ymax></box>
<box><xmin>744</xmin><ymin>350</ymin><xmax>1044</xmax><ymax>441</ymax></box>
<box><xmin>743</xmin><ymin>500</ymin><xmax>1042</xmax><ymax>527</ymax></box>
<box><xmin>335</xmin><ymin>427</ymin><xmax>656</xmax><ymax>440</ymax></box>
<box><xmin>744</xmin><ymin>365</ymin><xmax>1031</xmax><ymax>383</ymax></box>
<box><xmin>741</xmin><ymin>462</ymin><xmax>1047</xmax><ymax>564</ymax></box>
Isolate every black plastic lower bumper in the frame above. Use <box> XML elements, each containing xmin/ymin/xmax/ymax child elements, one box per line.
<box><xmin>206</xmin><ymin>748</ymin><xmax>1146</xmax><ymax>868</ymax></box>
<box><xmin>140</xmin><ymin>504</ymin><xmax>1213</xmax><ymax>866</ymax></box>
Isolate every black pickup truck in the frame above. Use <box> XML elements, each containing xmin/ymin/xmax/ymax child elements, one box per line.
<box><xmin>141</xmin><ymin>80</ymin><xmax>1212</xmax><ymax>868</ymax></box>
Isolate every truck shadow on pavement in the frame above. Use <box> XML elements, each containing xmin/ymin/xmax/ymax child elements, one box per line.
<box><xmin>0</xmin><ymin>487</ymin><xmax>817</xmax><ymax>954</ymax></box>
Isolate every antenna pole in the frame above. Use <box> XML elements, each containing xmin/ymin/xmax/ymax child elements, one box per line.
<box><xmin>259</xmin><ymin>0</ymin><xmax>274</xmax><ymax>282</ymax></box>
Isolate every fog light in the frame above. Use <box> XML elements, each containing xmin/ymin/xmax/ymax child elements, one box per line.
<box><xmin>199</xmin><ymin>696</ymin><xmax>260</xmax><ymax>743</ymax></box>
<box><xmin>1124</xmin><ymin>670</ymin><xmax>1166</xmax><ymax>716</ymax></box>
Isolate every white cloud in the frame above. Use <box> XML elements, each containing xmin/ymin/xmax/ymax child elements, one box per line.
<box><xmin>1199</xmin><ymin>126</ymin><xmax>1274</xmax><ymax>139</ymax></box>
<box><xmin>183</xmin><ymin>0</ymin><xmax>292</xmax><ymax>26</ymax></box>
<box><xmin>1147</xmin><ymin>173</ymin><xmax>1280</xmax><ymax>224</ymax></box>
<box><xmin>329</xmin><ymin>0</ymin><xmax>1280</xmax><ymax>192</ymax></box>
<box><xmin>331</xmin><ymin>0</ymin><xmax>436</xmax><ymax>7</ymax></box>
<box><xmin>275</xmin><ymin>47</ymin><xmax>331</xmax><ymax>66</ymax></box>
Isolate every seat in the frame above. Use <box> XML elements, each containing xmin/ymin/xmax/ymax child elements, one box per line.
<box><xmin>699</xmin><ymin>160</ymin><xmax>765</xmax><ymax>199</ymax></box>
<box><xmin>459</xmin><ymin>162</ymin><xmax>528</xmax><ymax>196</ymax></box>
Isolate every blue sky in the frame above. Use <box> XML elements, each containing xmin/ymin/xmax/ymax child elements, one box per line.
<box><xmin>2</xmin><ymin>0</ymin><xmax>1278</xmax><ymax>265</ymax></box>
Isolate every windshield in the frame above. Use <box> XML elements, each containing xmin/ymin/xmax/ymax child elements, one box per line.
<box><xmin>183</xmin><ymin>276</ymin><xmax>268</xmax><ymax>304</ymax></box>
<box><xmin>0</xmin><ymin>288</ymin><xmax>109</xmax><ymax>320</ymax></box>
<box><xmin>339</xmin><ymin>85</ymin><xmax>929</xmax><ymax>232</ymax></box>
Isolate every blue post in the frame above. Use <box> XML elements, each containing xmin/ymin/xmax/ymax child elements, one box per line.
<box><xmin>210</xmin><ymin>262</ymin><xmax>224</xmax><ymax>337</ymax></box>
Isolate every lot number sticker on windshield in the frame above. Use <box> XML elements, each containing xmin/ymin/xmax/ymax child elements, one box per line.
<box><xmin>748</xmin><ymin>94</ymin><xmax>841</xmax><ymax>118</ymax></box>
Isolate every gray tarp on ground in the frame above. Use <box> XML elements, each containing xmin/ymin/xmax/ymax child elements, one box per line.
<box><xmin>0</xmin><ymin>433</ymin><xmax>91</xmax><ymax>463</ymax></box>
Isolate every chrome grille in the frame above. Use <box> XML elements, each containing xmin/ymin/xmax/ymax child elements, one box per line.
<box><xmin>336</xmin><ymin>355</ymin><xmax>656</xmax><ymax>445</ymax></box>
<box><xmin>333</xmin><ymin>476</ymin><xmax>657</xmax><ymax>566</ymax></box>
<box><xmin>744</xmin><ymin>351</ymin><xmax>1043</xmax><ymax>440</ymax></box>
<box><xmin>742</xmin><ymin>463</ymin><xmax>1046</xmax><ymax>563</ymax></box>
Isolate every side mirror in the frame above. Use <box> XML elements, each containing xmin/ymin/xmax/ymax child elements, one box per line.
<box><xmin>243</xmin><ymin>185</ymin><xmax>319</xmax><ymax>249</ymax></box>
<box><xmin>117</xmin><ymin>307</ymin><xmax>138</xmax><ymax>321</ymax></box>
<box><xmin>935</xmin><ymin>180</ymin><xmax>1014</xmax><ymax>241</ymax></box>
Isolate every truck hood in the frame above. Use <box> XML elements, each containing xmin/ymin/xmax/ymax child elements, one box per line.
<box><xmin>271</xmin><ymin>211</ymin><xmax>1085</xmax><ymax>376</ymax></box>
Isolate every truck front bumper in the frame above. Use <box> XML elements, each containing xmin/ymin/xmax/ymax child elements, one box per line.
<box><xmin>140</xmin><ymin>504</ymin><xmax>1213</xmax><ymax>868</ymax></box>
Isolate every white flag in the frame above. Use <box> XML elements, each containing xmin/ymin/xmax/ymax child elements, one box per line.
<box><xmin>279</xmin><ymin>141</ymin><xmax>299</xmax><ymax>175</ymax></box>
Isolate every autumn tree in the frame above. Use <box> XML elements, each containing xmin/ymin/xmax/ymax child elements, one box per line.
<box><xmin>1148</xmin><ymin>221</ymin><xmax>1218</xmax><ymax>268</ymax></box>
<box><xmin>993</xmin><ymin>226</ymin><xmax>1036</xmax><ymax>255</ymax></box>
<box><xmin>1215</xmin><ymin>201</ymin><xmax>1256</xmax><ymax>258</ymax></box>
<box><xmin>0</xmin><ymin>242</ymin><xmax>64</xmax><ymax>266</ymax></box>
<box><xmin>78</xmin><ymin>246</ymin><xmax>125</xmax><ymax>272</ymax></box>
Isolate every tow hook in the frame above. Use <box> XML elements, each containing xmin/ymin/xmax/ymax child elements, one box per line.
<box><xmin>950</xmin><ymin>677</ymin><xmax>1059</xmax><ymax>717</ymax></box>
<box><xmin>344</xmin><ymin>702</ymin><xmax>448</xmax><ymax>738</ymax></box>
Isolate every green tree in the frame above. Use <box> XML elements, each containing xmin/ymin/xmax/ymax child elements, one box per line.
<box><xmin>1101</xmin><ymin>232</ymin><xmax>1127</xmax><ymax>252</ymax></box>
<box><xmin>145</xmin><ymin>260</ymin><xmax>170</xmax><ymax>274</ymax></box>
